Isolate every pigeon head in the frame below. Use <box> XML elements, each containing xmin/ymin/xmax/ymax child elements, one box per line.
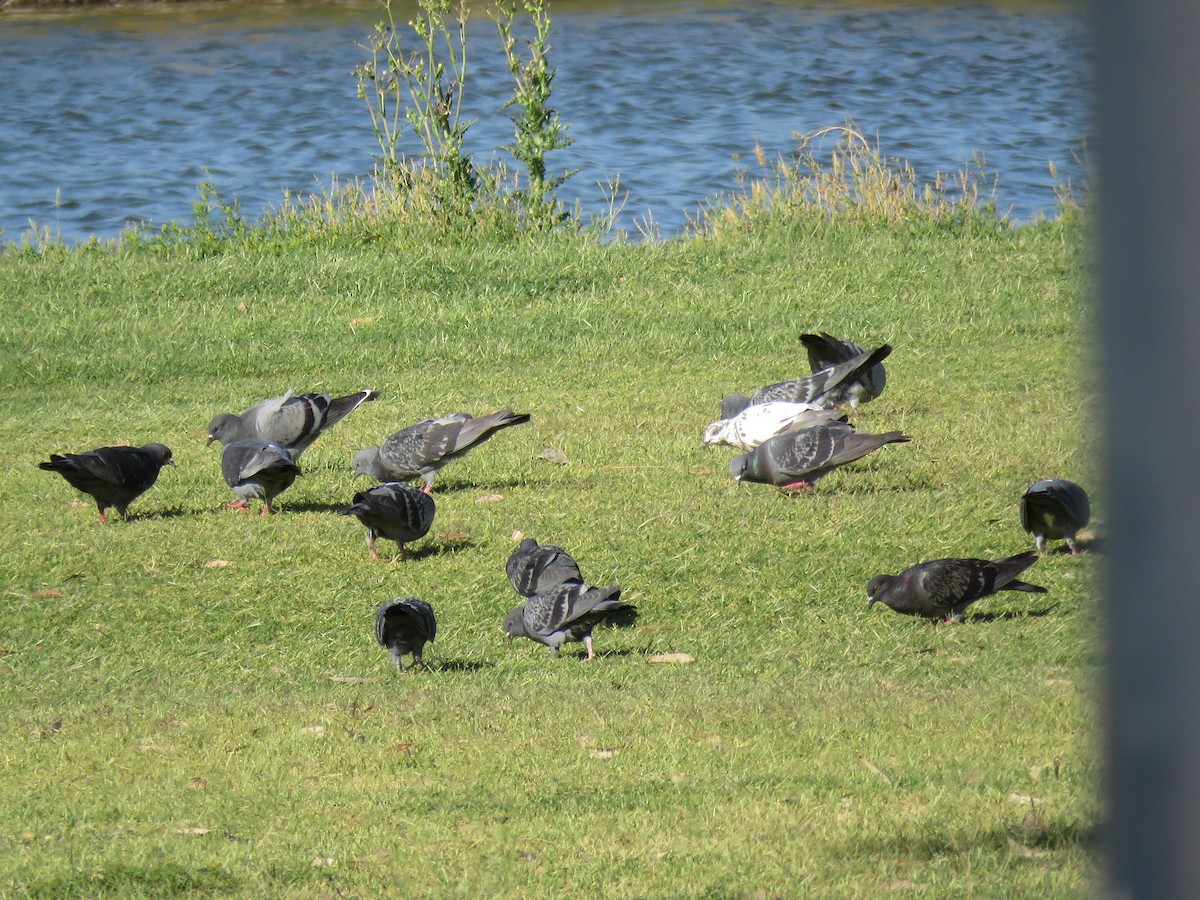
<box><xmin>702</xmin><ymin>421</ymin><xmax>728</xmax><ymax>445</ymax></box>
<box><xmin>502</xmin><ymin>606</ymin><xmax>527</xmax><ymax>643</ymax></box>
<box><xmin>145</xmin><ymin>443</ymin><xmax>176</xmax><ymax>467</ymax></box>
<box><xmin>866</xmin><ymin>574</ymin><xmax>895</xmax><ymax>606</ymax></box>
<box><xmin>729</xmin><ymin>453</ymin><xmax>751</xmax><ymax>481</ymax></box>
<box><xmin>207</xmin><ymin>414</ymin><xmax>242</xmax><ymax>446</ymax></box>
<box><xmin>352</xmin><ymin>448</ymin><xmax>385</xmax><ymax>479</ymax></box>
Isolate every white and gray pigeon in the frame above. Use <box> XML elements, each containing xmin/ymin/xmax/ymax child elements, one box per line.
<box><xmin>703</xmin><ymin>401</ymin><xmax>845</xmax><ymax>451</ymax></box>
<box><xmin>341</xmin><ymin>482</ymin><xmax>436</xmax><ymax>561</ymax></box>
<box><xmin>375</xmin><ymin>597</ymin><xmax>437</xmax><ymax>672</ymax></box>
<box><xmin>1020</xmin><ymin>479</ymin><xmax>1090</xmax><ymax>555</ymax></box>
<box><xmin>867</xmin><ymin>550</ymin><xmax>1048</xmax><ymax>622</ymax></box>
<box><xmin>220</xmin><ymin>439</ymin><xmax>301</xmax><ymax>515</ymax></box>
<box><xmin>207</xmin><ymin>389</ymin><xmax>378</xmax><ymax>458</ymax></box>
<box><xmin>353</xmin><ymin>408</ymin><xmax>531</xmax><ymax>492</ymax></box>
<box><xmin>729</xmin><ymin>343</ymin><xmax>893</xmax><ymax>411</ymax></box>
<box><xmin>730</xmin><ymin>421</ymin><xmax>910</xmax><ymax>491</ymax></box>
<box><xmin>800</xmin><ymin>332</ymin><xmax>887</xmax><ymax>407</ymax></box>
<box><xmin>506</xmin><ymin>537</ymin><xmax>583</xmax><ymax>596</ymax></box>
<box><xmin>39</xmin><ymin>443</ymin><xmax>174</xmax><ymax>522</ymax></box>
<box><xmin>503</xmin><ymin>579</ymin><xmax>637</xmax><ymax>660</ymax></box>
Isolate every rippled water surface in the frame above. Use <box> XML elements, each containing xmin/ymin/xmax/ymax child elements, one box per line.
<box><xmin>0</xmin><ymin>0</ymin><xmax>1090</xmax><ymax>241</ymax></box>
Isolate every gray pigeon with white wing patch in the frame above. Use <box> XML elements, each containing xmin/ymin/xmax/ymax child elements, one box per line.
<box><xmin>375</xmin><ymin>597</ymin><xmax>437</xmax><ymax>671</ymax></box>
<box><xmin>1020</xmin><ymin>479</ymin><xmax>1090</xmax><ymax>555</ymax></box>
<box><xmin>730</xmin><ymin>421</ymin><xmax>910</xmax><ymax>491</ymax></box>
<box><xmin>867</xmin><ymin>551</ymin><xmax>1047</xmax><ymax>622</ymax></box>
<box><xmin>503</xmin><ymin>580</ymin><xmax>637</xmax><ymax>660</ymax></box>
<box><xmin>736</xmin><ymin>343</ymin><xmax>893</xmax><ymax>411</ymax></box>
<box><xmin>220</xmin><ymin>439</ymin><xmax>300</xmax><ymax>515</ymax></box>
<box><xmin>39</xmin><ymin>443</ymin><xmax>174</xmax><ymax>522</ymax></box>
<box><xmin>341</xmin><ymin>482</ymin><xmax>436</xmax><ymax>561</ymax></box>
<box><xmin>353</xmin><ymin>409</ymin><xmax>530</xmax><ymax>492</ymax></box>
<box><xmin>506</xmin><ymin>537</ymin><xmax>583</xmax><ymax>596</ymax></box>
<box><xmin>207</xmin><ymin>389</ymin><xmax>378</xmax><ymax>458</ymax></box>
<box><xmin>800</xmin><ymin>332</ymin><xmax>887</xmax><ymax>408</ymax></box>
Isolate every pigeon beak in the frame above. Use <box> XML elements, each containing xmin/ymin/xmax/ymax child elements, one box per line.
<box><xmin>505</xmin><ymin>632</ymin><xmax>513</xmax><ymax>644</ymax></box>
<box><xmin>206</xmin><ymin>435</ymin><xmax>217</xmax><ymax>446</ymax></box>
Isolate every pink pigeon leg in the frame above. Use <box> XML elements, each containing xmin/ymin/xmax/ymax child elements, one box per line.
<box><xmin>584</xmin><ymin>634</ymin><xmax>597</xmax><ymax>660</ymax></box>
<box><xmin>226</xmin><ymin>500</ymin><xmax>249</xmax><ymax>511</ymax></box>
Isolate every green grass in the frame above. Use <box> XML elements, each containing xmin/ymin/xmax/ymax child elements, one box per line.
<box><xmin>0</xmin><ymin>215</ymin><xmax>1097</xmax><ymax>895</ymax></box>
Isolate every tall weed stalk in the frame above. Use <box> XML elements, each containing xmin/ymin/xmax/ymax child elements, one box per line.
<box><xmin>495</xmin><ymin>0</ymin><xmax>577</xmax><ymax>230</ymax></box>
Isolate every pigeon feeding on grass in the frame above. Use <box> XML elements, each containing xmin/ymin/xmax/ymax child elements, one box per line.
<box><xmin>730</xmin><ymin>421</ymin><xmax>910</xmax><ymax>492</ymax></box>
<box><xmin>375</xmin><ymin>598</ymin><xmax>437</xmax><ymax>672</ymax></box>
<box><xmin>506</xmin><ymin>537</ymin><xmax>583</xmax><ymax>596</ymax></box>
<box><xmin>353</xmin><ymin>409</ymin><xmax>531</xmax><ymax>493</ymax></box>
<box><xmin>867</xmin><ymin>550</ymin><xmax>1048</xmax><ymax>623</ymax></box>
<box><xmin>220</xmin><ymin>439</ymin><xmax>300</xmax><ymax>515</ymax></box>
<box><xmin>725</xmin><ymin>343</ymin><xmax>893</xmax><ymax>413</ymax></box>
<box><xmin>503</xmin><ymin>580</ymin><xmax>637</xmax><ymax>660</ymax></box>
<box><xmin>1020</xmin><ymin>479</ymin><xmax>1091</xmax><ymax>555</ymax></box>
<box><xmin>39</xmin><ymin>443</ymin><xmax>174</xmax><ymax>522</ymax></box>
<box><xmin>800</xmin><ymin>332</ymin><xmax>887</xmax><ymax>408</ymax></box>
<box><xmin>207</xmin><ymin>389</ymin><xmax>378</xmax><ymax>458</ymax></box>
<box><xmin>703</xmin><ymin>401</ymin><xmax>845</xmax><ymax>452</ymax></box>
<box><xmin>341</xmin><ymin>482</ymin><xmax>436</xmax><ymax>561</ymax></box>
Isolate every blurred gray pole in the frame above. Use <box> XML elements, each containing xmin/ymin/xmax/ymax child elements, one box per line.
<box><xmin>1098</xmin><ymin>1</ymin><xmax>1200</xmax><ymax>897</ymax></box>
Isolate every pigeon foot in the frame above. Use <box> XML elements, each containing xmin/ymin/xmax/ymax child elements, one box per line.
<box><xmin>226</xmin><ymin>500</ymin><xmax>249</xmax><ymax>511</ymax></box>
<box><xmin>780</xmin><ymin>480</ymin><xmax>814</xmax><ymax>493</ymax></box>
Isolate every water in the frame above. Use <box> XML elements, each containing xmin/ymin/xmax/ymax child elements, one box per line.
<box><xmin>0</xmin><ymin>0</ymin><xmax>1091</xmax><ymax>243</ymax></box>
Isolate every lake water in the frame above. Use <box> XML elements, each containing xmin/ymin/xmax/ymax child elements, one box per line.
<box><xmin>0</xmin><ymin>0</ymin><xmax>1091</xmax><ymax>243</ymax></box>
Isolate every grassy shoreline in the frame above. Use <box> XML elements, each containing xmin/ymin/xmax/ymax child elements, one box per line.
<box><xmin>0</xmin><ymin>200</ymin><xmax>1097</xmax><ymax>894</ymax></box>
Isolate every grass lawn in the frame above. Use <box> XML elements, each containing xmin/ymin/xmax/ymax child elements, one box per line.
<box><xmin>0</xmin><ymin>215</ymin><xmax>1098</xmax><ymax>896</ymax></box>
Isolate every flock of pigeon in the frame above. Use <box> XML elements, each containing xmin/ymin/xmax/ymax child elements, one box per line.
<box><xmin>36</xmin><ymin>331</ymin><xmax>1091</xmax><ymax>669</ymax></box>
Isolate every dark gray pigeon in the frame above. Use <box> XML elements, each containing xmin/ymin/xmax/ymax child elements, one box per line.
<box><xmin>341</xmin><ymin>482</ymin><xmax>436</xmax><ymax>561</ymax></box>
<box><xmin>220</xmin><ymin>439</ymin><xmax>301</xmax><ymax>515</ymax></box>
<box><xmin>503</xmin><ymin>579</ymin><xmax>637</xmax><ymax>659</ymax></box>
<box><xmin>353</xmin><ymin>408</ymin><xmax>531</xmax><ymax>492</ymax></box>
<box><xmin>39</xmin><ymin>443</ymin><xmax>174</xmax><ymax>522</ymax></box>
<box><xmin>506</xmin><ymin>537</ymin><xmax>583</xmax><ymax>596</ymax></box>
<box><xmin>735</xmin><ymin>343</ymin><xmax>893</xmax><ymax>411</ymax></box>
<box><xmin>867</xmin><ymin>550</ymin><xmax>1048</xmax><ymax>622</ymax></box>
<box><xmin>1020</xmin><ymin>479</ymin><xmax>1090</xmax><ymax>555</ymax></box>
<box><xmin>800</xmin><ymin>332</ymin><xmax>887</xmax><ymax>407</ymax></box>
<box><xmin>375</xmin><ymin>597</ymin><xmax>437</xmax><ymax>672</ymax></box>
<box><xmin>730</xmin><ymin>421</ymin><xmax>910</xmax><ymax>491</ymax></box>
<box><xmin>207</xmin><ymin>389</ymin><xmax>378</xmax><ymax>458</ymax></box>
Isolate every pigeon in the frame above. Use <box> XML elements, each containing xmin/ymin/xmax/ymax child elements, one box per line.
<box><xmin>730</xmin><ymin>421</ymin><xmax>910</xmax><ymax>491</ymax></box>
<box><xmin>207</xmin><ymin>389</ymin><xmax>378</xmax><ymax>458</ymax></box>
<box><xmin>867</xmin><ymin>550</ymin><xmax>1048</xmax><ymax>622</ymax></box>
<box><xmin>220</xmin><ymin>439</ymin><xmax>301</xmax><ymax>515</ymax></box>
<box><xmin>353</xmin><ymin>409</ymin><xmax>531</xmax><ymax>492</ymax></box>
<box><xmin>800</xmin><ymin>332</ymin><xmax>887</xmax><ymax>407</ymax></box>
<box><xmin>375</xmin><ymin>598</ymin><xmax>437</xmax><ymax>672</ymax></box>
<box><xmin>341</xmin><ymin>482</ymin><xmax>436</xmax><ymax>561</ymax></box>
<box><xmin>731</xmin><ymin>343</ymin><xmax>893</xmax><ymax>411</ymax></box>
<box><xmin>503</xmin><ymin>579</ymin><xmax>637</xmax><ymax>659</ymax></box>
<box><xmin>1020</xmin><ymin>479</ymin><xmax>1091</xmax><ymax>555</ymax></box>
<box><xmin>703</xmin><ymin>401</ymin><xmax>846</xmax><ymax>451</ymax></box>
<box><xmin>506</xmin><ymin>537</ymin><xmax>583</xmax><ymax>596</ymax></box>
<box><xmin>39</xmin><ymin>443</ymin><xmax>174</xmax><ymax>522</ymax></box>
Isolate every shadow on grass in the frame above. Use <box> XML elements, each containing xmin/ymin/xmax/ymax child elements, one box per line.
<box><xmin>967</xmin><ymin>604</ymin><xmax>1061</xmax><ymax>623</ymax></box>
<box><xmin>24</xmin><ymin>862</ymin><xmax>239</xmax><ymax>897</ymax></box>
<box><xmin>839</xmin><ymin>817</ymin><xmax>1100</xmax><ymax>861</ymax></box>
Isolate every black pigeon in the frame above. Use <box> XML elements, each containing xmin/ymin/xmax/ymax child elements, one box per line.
<box><xmin>867</xmin><ymin>551</ymin><xmax>1048</xmax><ymax>622</ymax></box>
<box><xmin>1020</xmin><ymin>479</ymin><xmax>1090</xmax><ymax>555</ymax></box>
<box><xmin>375</xmin><ymin>598</ymin><xmax>437</xmax><ymax>672</ymax></box>
<box><xmin>800</xmin><ymin>332</ymin><xmax>887</xmax><ymax>408</ymax></box>
<box><xmin>730</xmin><ymin>343</ymin><xmax>893</xmax><ymax>411</ymax></box>
<box><xmin>39</xmin><ymin>443</ymin><xmax>174</xmax><ymax>522</ymax></box>
<box><xmin>506</xmin><ymin>537</ymin><xmax>583</xmax><ymax>596</ymax></box>
<box><xmin>220</xmin><ymin>439</ymin><xmax>300</xmax><ymax>515</ymax></box>
<box><xmin>341</xmin><ymin>482</ymin><xmax>436</xmax><ymax>561</ymax></box>
<box><xmin>503</xmin><ymin>579</ymin><xmax>637</xmax><ymax>659</ymax></box>
<box><xmin>353</xmin><ymin>409</ymin><xmax>531</xmax><ymax>492</ymax></box>
<box><xmin>730</xmin><ymin>421</ymin><xmax>910</xmax><ymax>491</ymax></box>
<box><xmin>207</xmin><ymin>389</ymin><xmax>378</xmax><ymax>458</ymax></box>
